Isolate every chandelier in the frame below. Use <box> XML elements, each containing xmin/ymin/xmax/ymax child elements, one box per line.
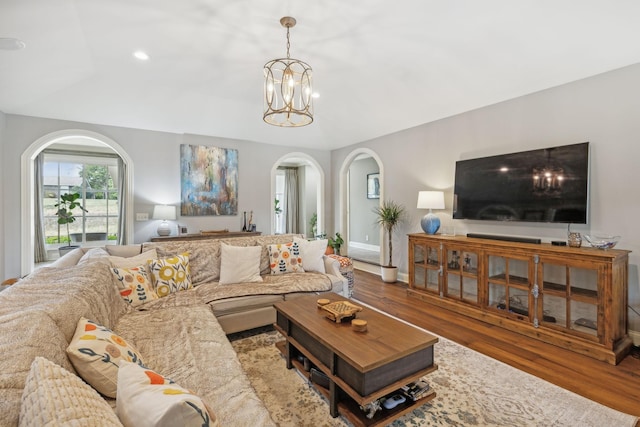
<box><xmin>263</xmin><ymin>17</ymin><xmax>313</xmax><ymax>127</ymax></box>
<box><xmin>532</xmin><ymin>149</ymin><xmax>564</xmax><ymax>195</ymax></box>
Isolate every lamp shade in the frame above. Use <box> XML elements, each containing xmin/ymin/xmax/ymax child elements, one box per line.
<box><xmin>152</xmin><ymin>205</ymin><xmax>176</xmax><ymax>220</ymax></box>
<box><xmin>417</xmin><ymin>191</ymin><xmax>445</xmax><ymax>210</ymax></box>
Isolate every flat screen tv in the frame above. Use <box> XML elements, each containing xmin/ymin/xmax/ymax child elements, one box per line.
<box><xmin>453</xmin><ymin>142</ymin><xmax>590</xmax><ymax>224</ymax></box>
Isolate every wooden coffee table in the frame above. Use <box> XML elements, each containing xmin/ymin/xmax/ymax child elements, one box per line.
<box><xmin>274</xmin><ymin>292</ymin><xmax>438</xmax><ymax>427</ymax></box>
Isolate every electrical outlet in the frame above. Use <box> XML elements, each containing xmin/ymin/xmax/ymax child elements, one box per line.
<box><xmin>365</xmin><ymin>235</ymin><xmax>369</xmax><ymax>241</ymax></box>
<box><xmin>136</xmin><ymin>213</ymin><xmax>149</xmax><ymax>221</ymax></box>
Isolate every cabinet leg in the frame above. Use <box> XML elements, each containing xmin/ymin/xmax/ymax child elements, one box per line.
<box><xmin>329</xmin><ymin>380</ymin><xmax>338</xmax><ymax>417</ymax></box>
<box><xmin>285</xmin><ymin>341</ymin><xmax>293</xmax><ymax>369</ymax></box>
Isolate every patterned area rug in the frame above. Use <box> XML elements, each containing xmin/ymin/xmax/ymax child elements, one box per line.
<box><xmin>230</xmin><ymin>326</ymin><xmax>637</xmax><ymax>427</ymax></box>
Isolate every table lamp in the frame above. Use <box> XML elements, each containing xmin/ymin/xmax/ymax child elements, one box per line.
<box><xmin>417</xmin><ymin>191</ymin><xmax>445</xmax><ymax>234</ymax></box>
<box><xmin>152</xmin><ymin>205</ymin><xmax>177</xmax><ymax>236</ymax></box>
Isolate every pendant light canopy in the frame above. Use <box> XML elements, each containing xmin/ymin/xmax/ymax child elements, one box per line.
<box><xmin>263</xmin><ymin>17</ymin><xmax>313</xmax><ymax>127</ymax></box>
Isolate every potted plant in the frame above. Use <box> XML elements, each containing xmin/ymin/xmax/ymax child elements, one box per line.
<box><xmin>55</xmin><ymin>192</ymin><xmax>87</xmax><ymax>256</ymax></box>
<box><xmin>372</xmin><ymin>200</ymin><xmax>406</xmax><ymax>283</ymax></box>
<box><xmin>326</xmin><ymin>232</ymin><xmax>344</xmax><ymax>255</ymax></box>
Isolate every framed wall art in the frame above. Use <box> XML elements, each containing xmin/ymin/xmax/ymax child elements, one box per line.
<box><xmin>180</xmin><ymin>144</ymin><xmax>238</xmax><ymax>216</ymax></box>
<box><xmin>367</xmin><ymin>173</ymin><xmax>380</xmax><ymax>199</ymax></box>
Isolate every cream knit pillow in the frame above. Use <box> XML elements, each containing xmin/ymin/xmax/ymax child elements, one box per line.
<box><xmin>19</xmin><ymin>356</ymin><xmax>122</xmax><ymax>427</ymax></box>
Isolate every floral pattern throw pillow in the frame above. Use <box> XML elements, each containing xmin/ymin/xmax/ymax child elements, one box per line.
<box><xmin>117</xmin><ymin>361</ymin><xmax>219</xmax><ymax>427</ymax></box>
<box><xmin>111</xmin><ymin>265</ymin><xmax>159</xmax><ymax>307</ymax></box>
<box><xmin>268</xmin><ymin>242</ymin><xmax>305</xmax><ymax>274</ymax></box>
<box><xmin>66</xmin><ymin>317</ymin><xmax>145</xmax><ymax>398</ymax></box>
<box><xmin>147</xmin><ymin>252</ymin><xmax>193</xmax><ymax>297</ymax></box>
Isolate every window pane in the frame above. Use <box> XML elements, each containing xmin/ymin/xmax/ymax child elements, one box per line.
<box><xmin>41</xmin><ymin>153</ymin><xmax>121</xmax><ymax>258</ymax></box>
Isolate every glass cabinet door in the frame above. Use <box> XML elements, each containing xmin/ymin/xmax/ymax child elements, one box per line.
<box><xmin>410</xmin><ymin>242</ymin><xmax>441</xmax><ymax>294</ymax></box>
<box><xmin>445</xmin><ymin>248</ymin><xmax>479</xmax><ymax>304</ymax></box>
<box><xmin>540</xmin><ymin>261</ymin><xmax>599</xmax><ymax>338</ymax></box>
<box><xmin>487</xmin><ymin>255</ymin><xmax>531</xmax><ymax>318</ymax></box>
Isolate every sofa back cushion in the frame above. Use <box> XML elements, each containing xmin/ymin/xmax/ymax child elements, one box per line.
<box><xmin>0</xmin><ymin>262</ymin><xmax>129</xmax><ymax>342</ymax></box>
<box><xmin>143</xmin><ymin>234</ymin><xmax>305</xmax><ymax>285</ymax></box>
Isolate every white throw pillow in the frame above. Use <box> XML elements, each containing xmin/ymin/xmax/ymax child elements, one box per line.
<box><xmin>294</xmin><ymin>237</ymin><xmax>327</xmax><ymax>273</ymax></box>
<box><xmin>219</xmin><ymin>243</ymin><xmax>263</xmax><ymax>285</ymax></box>
<box><xmin>19</xmin><ymin>357</ymin><xmax>123</xmax><ymax>427</ymax></box>
<box><xmin>108</xmin><ymin>249</ymin><xmax>158</xmax><ymax>269</ymax></box>
<box><xmin>116</xmin><ymin>361</ymin><xmax>218</xmax><ymax>427</ymax></box>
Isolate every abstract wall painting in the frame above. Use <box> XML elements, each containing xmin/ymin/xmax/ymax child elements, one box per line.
<box><xmin>180</xmin><ymin>144</ymin><xmax>238</xmax><ymax>216</ymax></box>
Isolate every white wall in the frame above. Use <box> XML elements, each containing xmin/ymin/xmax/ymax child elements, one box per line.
<box><xmin>332</xmin><ymin>63</ymin><xmax>640</xmax><ymax>332</ymax></box>
<box><xmin>349</xmin><ymin>157</ymin><xmax>380</xmax><ymax>246</ymax></box>
<box><xmin>0</xmin><ymin>111</ymin><xmax>5</xmax><ymax>281</ymax></box>
<box><xmin>1</xmin><ymin>116</ymin><xmax>332</xmax><ymax>279</ymax></box>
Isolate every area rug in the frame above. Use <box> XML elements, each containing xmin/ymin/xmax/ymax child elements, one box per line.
<box><xmin>230</xmin><ymin>326</ymin><xmax>637</xmax><ymax>427</ymax></box>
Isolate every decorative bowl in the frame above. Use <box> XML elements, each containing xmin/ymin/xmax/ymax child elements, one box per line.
<box><xmin>583</xmin><ymin>235</ymin><xmax>620</xmax><ymax>250</ymax></box>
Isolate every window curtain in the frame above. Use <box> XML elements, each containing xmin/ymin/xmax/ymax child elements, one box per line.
<box><xmin>283</xmin><ymin>167</ymin><xmax>300</xmax><ymax>234</ymax></box>
<box><xmin>117</xmin><ymin>158</ymin><xmax>127</xmax><ymax>245</ymax></box>
<box><xmin>34</xmin><ymin>153</ymin><xmax>48</xmax><ymax>263</ymax></box>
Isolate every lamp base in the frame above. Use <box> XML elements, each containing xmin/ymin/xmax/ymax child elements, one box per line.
<box><xmin>157</xmin><ymin>221</ymin><xmax>171</xmax><ymax>236</ymax></box>
<box><xmin>421</xmin><ymin>213</ymin><xmax>440</xmax><ymax>235</ymax></box>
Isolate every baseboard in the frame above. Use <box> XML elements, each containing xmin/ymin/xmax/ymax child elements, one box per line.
<box><xmin>352</xmin><ymin>260</ymin><xmax>379</xmax><ymax>275</ymax></box>
<box><xmin>629</xmin><ymin>329</ymin><xmax>640</xmax><ymax>346</ymax></box>
<box><xmin>348</xmin><ymin>241</ymin><xmax>380</xmax><ymax>252</ymax></box>
<box><xmin>352</xmin><ymin>261</ymin><xmax>409</xmax><ymax>284</ymax></box>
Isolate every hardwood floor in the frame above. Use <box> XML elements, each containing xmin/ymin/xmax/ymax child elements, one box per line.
<box><xmin>351</xmin><ymin>269</ymin><xmax>640</xmax><ymax>421</ymax></box>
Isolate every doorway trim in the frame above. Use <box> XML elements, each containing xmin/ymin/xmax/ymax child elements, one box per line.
<box><xmin>339</xmin><ymin>148</ymin><xmax>384</xmax><ymax>264</ymax></box>
<box><xmin>20</xmin><ymin>129</ymin><xmax>134</xmax><ymax>275</ymax></box>
<box><xmin>270</xmin><ymin>152</ymin><xmax>325</xmax><ymax>236</ymax></box>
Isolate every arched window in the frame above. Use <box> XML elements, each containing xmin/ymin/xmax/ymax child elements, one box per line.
<box><xmin>21</xmin><ymin>130</ymin><xmax>134</xmax><ymax>275</ymax></box>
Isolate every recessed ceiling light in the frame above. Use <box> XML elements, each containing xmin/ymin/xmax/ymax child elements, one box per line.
<box><xmin>133</xmin><ymin>50</ymin><xmax>149</xmax><ymax>61</ymax></box>
<box><xmin>0</xmin><ymin>38</ymin><xmax>26</xmax><ymax>50</ymax></box>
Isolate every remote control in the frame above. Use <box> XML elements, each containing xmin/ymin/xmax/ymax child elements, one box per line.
<box><xmin>575</xmin><ymin>317</ymin><xmax>597</xmax><ymax>330</ymax></box>
<box><xmin>382</xmin><ymin>394</ymin><xmax>406</xmax><ymax>410</ymax></box>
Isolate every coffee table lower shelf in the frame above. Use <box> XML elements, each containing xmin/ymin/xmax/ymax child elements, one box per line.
<box><xmin>274</xmin><ymin>339</ymin><xmax>437</xmax><ymax>427</ymax></box>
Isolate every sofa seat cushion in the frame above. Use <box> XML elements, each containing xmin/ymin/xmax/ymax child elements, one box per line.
<box><xmin>114</xmin><ymin>305</ymin><xmax>274</xmax><ymax>426</ymax></box>
<box><xmin>208</xmin><ymin>294</ymin><xmax>283</xmax><ymax>317</ymax></box>
<box><xmin>134</xmin><ymin>286</ymin><xmax>204</xmax><ymax>311</ymax></box>
<box><xmin>195</xmin><ymin>272</ymin><xmax>333</xmax><ymax>304</ymax></box>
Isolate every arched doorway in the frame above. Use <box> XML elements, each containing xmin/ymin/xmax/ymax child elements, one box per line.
<box><xmin>20</xmin><ymin>130</ymin><xmax>134</xmax><ymax>275</ymax></box>
<box><xmin>270</xmin><ymin>153</ymin><xmax>324</xmax><ymax>237</ymax></box>
<box><xmin>339</xmin><ymin>148</ymin><xmax>384</xmax><ymax>267</ymax></box>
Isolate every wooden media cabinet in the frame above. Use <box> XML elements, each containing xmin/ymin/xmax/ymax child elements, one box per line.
<box><xmin>407</xmin><ymin>234</ymin><xmax>632</xmax><ymax>364</ymax></box>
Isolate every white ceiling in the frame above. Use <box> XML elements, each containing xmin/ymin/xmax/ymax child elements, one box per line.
<box><xmin>1</xmin><ymin>1</ymin><xmax>640</xmax><ymax>151</ymax></box>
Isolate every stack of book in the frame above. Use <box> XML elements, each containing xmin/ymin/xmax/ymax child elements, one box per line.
<box><xmin>400</xmin><ymin>379</ymin><xmax>433</xmax><ymax>401</ymax></box>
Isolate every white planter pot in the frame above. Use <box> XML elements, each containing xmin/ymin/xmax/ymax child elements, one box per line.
<box><xmin>380</xmin><ymin>266</ymin><xmax>398</xmax><ymax>283</ymax></box>
<box><xmin>58</xmin><ymin>245</ymin><xmax>79</xmax><ymax>257</ymax></box>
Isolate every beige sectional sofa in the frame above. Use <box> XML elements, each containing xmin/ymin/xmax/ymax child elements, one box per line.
<box><xmin>0</xmin><ymin>234</ymin><xmax>345</xmax><ymax>426</ymax></box>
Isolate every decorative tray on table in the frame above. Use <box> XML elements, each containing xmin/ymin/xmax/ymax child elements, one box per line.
<box><xmin>320</xmin><ymin>300</ymin><xmax>363</xmax><ymax>323</ymax></box>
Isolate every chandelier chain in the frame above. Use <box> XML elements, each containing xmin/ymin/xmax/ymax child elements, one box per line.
<box><xmin>286</xmin><ymin>27</ymin><xmax>291</xmax><ymax>59</ymax></box>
